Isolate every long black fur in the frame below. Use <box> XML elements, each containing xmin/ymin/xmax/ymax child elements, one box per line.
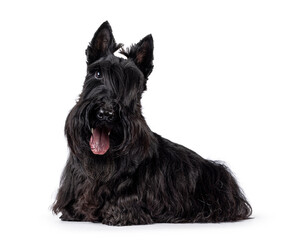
<box><xmin>52</xmin><ymin>21</ymin><xmax>252</xmax><ymax>225</ymax></box>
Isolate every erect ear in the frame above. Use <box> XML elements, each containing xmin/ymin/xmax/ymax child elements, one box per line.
<box><xmin>86</xmin><ymin>21</ymin><xmax>122</xmax><ymax>64</ymax></box>
<box><xmin>120</xmin><ymin>34</ymin><xmax>154</xmax><ymax>78</ymax></box>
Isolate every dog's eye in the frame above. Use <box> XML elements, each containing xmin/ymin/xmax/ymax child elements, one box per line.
<box><xmin>95</xmin><ymin>71</ymin><xmax>102</xmax><ymax>79</ymax></box>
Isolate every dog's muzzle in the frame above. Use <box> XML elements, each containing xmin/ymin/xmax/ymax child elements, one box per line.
<box><xmin>89</xmin><ymin>101</ymin><xmax>117</xmax><ymax>155</ymax></box>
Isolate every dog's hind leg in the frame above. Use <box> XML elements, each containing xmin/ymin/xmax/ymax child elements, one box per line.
<box><xmin>194</xmin><ymin>161</ymin><xmax>252</xmax><ymax>222</ymax></box>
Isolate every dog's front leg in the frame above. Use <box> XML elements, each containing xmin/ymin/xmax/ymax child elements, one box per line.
<box><xmin>101</xmin><ymin>196</ymin><xmax>153</xmax><ymax>226</ymax></box>
<box><xmin>52</xmin><ymin>155</ymin><xmax>87</xmax><ymax>221</ymax></box>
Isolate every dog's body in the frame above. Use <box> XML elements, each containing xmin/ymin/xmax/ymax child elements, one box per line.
<box><xmin>52</xmin><ymin>21</ymin><xmax>251</xmax><ymax>225</ymax></box>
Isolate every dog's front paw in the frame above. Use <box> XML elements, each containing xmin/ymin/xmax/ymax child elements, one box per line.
<box><xmin>101</xmin><ymin>206</ymin><xmax>126</xmax><ymax>226</ymax></box>
<box><xmin>101</xmin><ymin>206</ymin><xmax>153</xmax><ymax>226</ymax></box>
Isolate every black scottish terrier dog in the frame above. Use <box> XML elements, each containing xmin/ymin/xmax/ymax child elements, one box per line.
<box><xmin>52</xmin><ymin>21</ymin><xmax>251</xmax><ymax>225</ymax></box>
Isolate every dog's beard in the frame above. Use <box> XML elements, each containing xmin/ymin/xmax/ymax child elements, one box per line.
<box><xmin>89</xmin><ymin>127</ymin><xmax>111</xmax><ymax>155</ymax></box>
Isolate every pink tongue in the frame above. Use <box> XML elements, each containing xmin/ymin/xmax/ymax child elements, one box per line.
<box><xmin>89</xmin><ymin>128</ymin><xmax>110</xmax><ymax>155</ymax></box>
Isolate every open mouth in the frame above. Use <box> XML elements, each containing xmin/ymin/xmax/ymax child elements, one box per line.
<box><xmin>89</xmin><ymin>127</ymin><xmax>111</xmax><ymax>155</ymax></box>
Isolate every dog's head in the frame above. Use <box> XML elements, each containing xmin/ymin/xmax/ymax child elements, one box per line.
<box><xmin>65</xmin><ymin>21</ymin><xmax>154</xmax><ymax>157</ymax></box>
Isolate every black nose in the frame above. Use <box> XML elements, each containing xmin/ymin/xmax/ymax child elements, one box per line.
<box><xmin>97</xmin><ymin>107</ymin><xmax>115</xmax><ymax>122</ymax></box>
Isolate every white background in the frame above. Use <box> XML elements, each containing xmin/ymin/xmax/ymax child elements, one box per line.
<box><xmin>0</xmin><ymin>0</ymin><xmax>299</xmax><ymax>239</ymax></box>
